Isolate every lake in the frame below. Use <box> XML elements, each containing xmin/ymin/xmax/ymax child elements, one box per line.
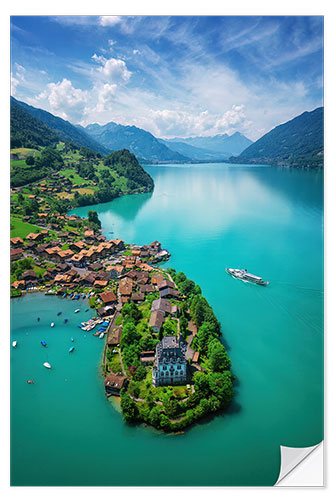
<box><xmin>11</xmin><ymin>163</ymin><xmax>323</xmax><ymax>486</ymax></box>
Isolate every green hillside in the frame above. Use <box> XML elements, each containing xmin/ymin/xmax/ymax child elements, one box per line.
<box><xmin>11</xmin><ymin>103</ymin><xmax>61</xmax><ymax>149</ymax></box>
<box><xmin>11</xmin><ymin>96</ymin><xmax>110</xmax><ymax>155</ymax></box>
<box><xmin>11</xmin><ymin>143</ymin><xmax>154</xmax><ymax>211</ymax></box>
<box><xmin>231</xmin><ymin>107</ymin><xmax>323</xmax><ymax>168</ymax></box>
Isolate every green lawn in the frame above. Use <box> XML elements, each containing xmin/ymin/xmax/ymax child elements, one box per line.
<box><xmin>58</xmin><ymin>168</ymin><xmax>86</xmax><ymax>185</ymax></box>
<box><xmin>10</xmin><ymin>217</ymin><xmax>40</xmax><ymax>239</ymax></box>
<box><xmin>11</xmin><ymin>159</ymin><xmax>27</xmax><ymax>168</ymax></box>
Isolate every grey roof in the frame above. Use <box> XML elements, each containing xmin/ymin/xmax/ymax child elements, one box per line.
<box><xmin>151</xmin><ymin>298</ymin><xmax>172</xmax><ymax>314</ymax></box>
<box><xmin>156</xmin><ymin>336</ymin><xmax>187</xmax><ymax>365</ymax></box>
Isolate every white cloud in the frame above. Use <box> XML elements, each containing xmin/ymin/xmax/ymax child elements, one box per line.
<box><xmin>108</xmin><ymin>39</ymin><xmax>117</xmax><ymax>47</ymax></box>
<box><xmin>96</xmin><ymin>57</ymin><xmax>131</xmax><ymax>85</ymax></box>
<box><xmin>29</xmin><ymin>78</ymin><xmax>88</xmax><ymax>122</ymax></box>
<box><xmin>99</xmin><ymin>16</ymin><xmax>121</xmax><ymax>27</ymax></box>
<box><xmin>133</xmin><ymin>49</ymin><xmax>141</xmax><ymax>55</ymax></box>
<box><xmin>92</xmin><ymin>53</ymin><xmax>106</xmax><ymax>64</ymax></box>
<box><xmin>94</xmin><ymin>83</ymin><xmax>117</xmax><ymax>113</ymax></box>
<box><xmin>11</xmin><ymin>74</ymin><xmax>20</xmax><ymax>95</ymax></box>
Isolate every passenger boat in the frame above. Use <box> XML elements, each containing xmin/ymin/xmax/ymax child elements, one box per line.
<box><xmin>69</xmin><ymin>346</ymin><xmax>75</xmax><ymax>353</ymax></box>
<box><xmin>43</xmin><ymin>362</ymin><xmax>51</xmax><ymax>369</ymax></box>
<box><xmin>37</xmin><ymin>317</ymin><xmax>40</xmax><ymax>322</ymax></box>
<box><xmin>27</xmin><ymin>380</ymin><xmax>34</xmax><ymax>384</ymax></box>
<box><xmin>51</xmin><ymin>322</ymin><xmax>55</xmax><ymax>327</ymax></box>
<box><xmin>64</xmin><ymin>318</ymin><xmax>68</xmax><ymax>323</ymax></box>
<box><xmin>41</xmin><ymin>340</ymin><xmax>47</xmax><ymax>347</ymax></box>
<box><xmin>226</xmin><ymin>268</ymin><xmax>269</xmax><ymax>286</ymax></box>
<box><xmin>74</xmin><ymin>309</ymin><xmax>80</xmax><ymax>313</ymax></box>
<box><xmin>57</xmin><ymin>312</ymin><xmax>62</xmax><ymax>316</ymax></box>
<box><xmin>12</xmin><ymin>340</ymin><xmax>17</xmax><ymax>348</ymax></box>
<box><xmin>71</xmin><ymin>337</ymin><xmax>75</xmax><ymax>342</ymax></box>
<box><xmin>85</xmin><ymin>308</ymin><xmax>89</xmax><ymax>312</ymax></box>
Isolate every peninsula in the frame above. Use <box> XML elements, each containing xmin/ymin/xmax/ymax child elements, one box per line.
<box><xmin>10</xmin><ymin>142</ymin><xmax>233</xmax><ymax>432</ymax></box>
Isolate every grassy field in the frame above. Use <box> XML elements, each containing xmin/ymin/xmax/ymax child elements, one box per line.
<box><xmin>73</xmin><ymin>187</ymin><xmax>95</xmax><ymax>195</ymax></box>
<box><xmin>11</xmin><ymin>148</ymin><xmax>36</xmax><ymax>154</ymax></box>
<box><xmin>10</xmin><ymin>217</ymin><xmax>40</xmax><ymax>239</ymax></box>
<box><xmin>58</xmin><ymin>168</ymin><xmax>86</xmax><ymax>185</ymax></box>
<box><xmin>11</xmin><ymin>159</ymin><xmax>27</xmax><ymax>168</ymax></box>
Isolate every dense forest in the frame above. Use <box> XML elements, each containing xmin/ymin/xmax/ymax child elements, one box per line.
<box><xmin>11</xmin><ymin>147</ymin><xmax>64</xmax><ymax>187</ymax></box>
<box><xmin>10</xmin><ymin>104</ymin><xmax>61</xmax><ymax>149</ymax></box>
<box><xmin>231</xmin><ymin>107</ymin><xmax>324</xmax><ymax>168</ymax></box>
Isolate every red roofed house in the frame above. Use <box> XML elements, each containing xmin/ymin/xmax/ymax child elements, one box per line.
<box><xmin>100</xmin><ymin>290</ymin><xmax>117</xmax><ymax>305</ymax></box>
<box><xmin>10</xmin><ymin>237</ymin><xmax>24</xmax><ymax>247</ymax></box>
<box><xmin>10</xmin><ymin>248</ymin><xmax>24</xmax><ymax>261</ymax></box>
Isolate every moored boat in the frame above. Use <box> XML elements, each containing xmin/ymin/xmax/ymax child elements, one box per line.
<box><xmin>12</xmin><ymin>340</ymin><xmax>17</xmax><ymax>348</ymax></box>
<box><xmin>41</xmin><ymin>340</ymin><xmax>47</xmax><ymax>347</ymax></box>
<box><xmin>99</xmin><ymin>332</ymin><xmax>105</xmax><ymax>339</ymax></box>
<box><xmin>226</xmin><ymin>268</ymin><xmax>269</xmax><ymax>286</ymax></box>
<box><xmin>27</xmin><ymin>380</ymin><xmax>34</xmax><ymax>384</ymax></box>
<box><xmin>71</xmin><ymin>337</ymin><xmax>74</xmax><ymax>342</ymax></box>
<box><xmin>74</xmin><ymin>309</ymin><xmax>80</xmax><ymax>313</ymax></box>
<box><xmin>69</xmin><ymin>346</ymin><xmax>75</xmax><ymax>353</ymax></box>
<box><xmin>43</xmin><ymin>362</ymin><xmax>51</xmax><ymax>369</ymax></box>
<box><xmin>51</xmin><ymin>322</ymin><xmax>55</xmax><ymax>327</ymax></box>
<box><xmin>64</xmin><ymin>318</ymin><xmax>68</xmax><ymax>323</ymax></box>
<box><xmin>57</xmin><ymin>312</ymin><xmax>62</xmax><ymax>316</ymax></box>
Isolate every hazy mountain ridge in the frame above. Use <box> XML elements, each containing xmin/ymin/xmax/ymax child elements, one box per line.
<box><xmin>82</xmin><ymin>122</ymin><xmax>189</xmax><ymax>163</ymax></box>
<box><xmin>164</xmin><ymin>132</ymin><xmax>253</xmax><ymax>156</ymax></box>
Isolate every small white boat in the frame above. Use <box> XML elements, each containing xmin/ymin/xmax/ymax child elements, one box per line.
<box><xmin>74</xmin><ymin>309</ymin><xmax>80</xmax><ymax>313</ymax></box>
<box><xmin>99</xmin><ymin>332</ymin><xmax>105</xmax><ymax>339</ymax></box>
<box><xmin>51</xmin><ymin>322</ymin><xmax>55</xmax><ymax>327</ymax></box>
<box><xmin>43</xmin><ymin>362</ymin><xmax>51</xmax><ymax>369</ymax></box>
<box><xmin>12</xmin><ymin>340</ymin><xmax>17</xmax><ymax>348</ymax></box>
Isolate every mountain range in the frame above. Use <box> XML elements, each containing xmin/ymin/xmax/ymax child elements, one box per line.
<box><xmin>161</xmin><ymin>132</ymin><xmax>253</xmax><ymax>158</ymax></box>
<box><xmin>81</xmin><ymin>122</ymin><xmax>188</xmax><ymax>162</ymax></box>
<box><xmin>10</xmin><ymin>96</ymin><xmax>323</xmax><ymax>167</ymax></box>
<box><xmin>232</xmin><ymin>107</ymin><xmax>324</xmax><ymax>168</ymax></box>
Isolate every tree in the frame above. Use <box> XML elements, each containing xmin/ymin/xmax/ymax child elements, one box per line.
<box><xmin>179</xmin><ymin>314</ymin><xmax>188</xmax><ymax>335</ymax></box>
<box><xmin>122</xmin><ymin>301</ymin><xmax>142</xmax><ymax>324</ymax></box>
<box><xmin>87</xmin><ymin>210</ymin><xmax>101</xmax><ymax>228</ymax></box>
<box><xmin>193</xmin><ymin>322</ymin><xmax>216</xmax><ymax>355</ymax></box>
<box><xmin>133</xmin><ymin>365</ymin><xmax>147</xmax><ymax>381</ymax></box>
<box><xmin>193</xmin><ymin>371</ymin><xmax>210</xmax><ymax>397</ymax></box>
<box><xmin>25</xmin><ymin>155</ymin><xmax>35</xmax><ymax>165</ymax></box>
<box><xmin>148</xmin><ymin>405</ymin><xmax>161</xmax><ymax>427</ymax></box>
<box><xmin>120</xmin><ymin>392</ymin><xmax>139</xmax><ymax>422</ymax></box>
<box><xmin>120</xmin><ymin>321</ymin><xmax>140</xmax><ymax>347</ymax></box>
<box><xmin>207</xmin><ymin>339</ymin><xmax>231</xmax><ymax>372</ymax></box>
<box><xmin>160</xmin><ymin>414</ymin><xmax>171</xmax><ymax>430</ymax></box>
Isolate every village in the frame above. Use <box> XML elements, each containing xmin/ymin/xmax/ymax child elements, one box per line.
<box><xmin>10</xmin><ymin>211</ymin><xmax>232</xmax><ymax>432</ymax></box>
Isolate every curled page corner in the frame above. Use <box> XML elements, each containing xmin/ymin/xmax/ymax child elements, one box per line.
<box><xmin>275</xmin><ymin>441</ymin><xmax>323</xmax><ymax>486</ymax></box>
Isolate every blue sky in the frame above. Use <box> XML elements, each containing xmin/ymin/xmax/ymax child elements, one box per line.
<box><xmin>10</xmin><ymin>15</ymin><xmax>323</xmax><ymax>140</ymax></box>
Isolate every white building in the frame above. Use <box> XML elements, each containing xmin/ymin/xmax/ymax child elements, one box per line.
<box><xmin>152</xmin><ymin>336</ymin><xmax>187</xmax><ymax>387</ymax></box>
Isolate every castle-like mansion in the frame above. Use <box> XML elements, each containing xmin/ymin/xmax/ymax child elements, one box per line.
<box><xmin>152</xmin><ymin>336</ymin><xmax>187</xmax><ymax>387</ymax></box>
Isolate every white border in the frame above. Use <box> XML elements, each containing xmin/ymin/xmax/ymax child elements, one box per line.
<box><xmin>1</xmin><ymin>1</ymin><xmax>331</xmax><ymax>499</ymax></box>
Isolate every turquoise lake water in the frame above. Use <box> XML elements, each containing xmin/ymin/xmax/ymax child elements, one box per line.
<box><xmin>11</xmin><ymin>163</ymin><xmax>323</xmax><ymax>486</ymax></box>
